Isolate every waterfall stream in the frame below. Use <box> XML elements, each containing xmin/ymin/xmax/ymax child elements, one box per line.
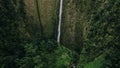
<box><xmin>57</xmin><ymin>0</ymin><xmax>63</xmax><ymax>43</ymax></box>
<box><xmin>57</xmin><ymin>1</ymin><xmax>76</xmax><ymax>68</ymax></box>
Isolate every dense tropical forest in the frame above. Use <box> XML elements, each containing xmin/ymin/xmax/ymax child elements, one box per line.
<box><xmin>0</xmin><ymin>0</ymin><xmax>120</xmax><ymax>68</ymax></box>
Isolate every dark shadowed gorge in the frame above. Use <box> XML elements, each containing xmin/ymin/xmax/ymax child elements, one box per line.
<box><xmin>0</xmin><ymin>0</ymin><xmax>120</xmax><ymax>68</ymax></box>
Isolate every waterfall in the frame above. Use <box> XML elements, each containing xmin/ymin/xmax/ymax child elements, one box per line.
<box><xmin>57</xmin><ymin>0</ymin><xmax>63</xmax><ymax>43</ymax></box>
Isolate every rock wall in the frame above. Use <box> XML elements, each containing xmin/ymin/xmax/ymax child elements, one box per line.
<box><xmin>23</xmin><ymin>0</ymin><xmax>84</xmax><ymax>52</ymax></box>
<box><xmin>61</xmin><ymin>0</ymin><xmax>83</xmax><ymax>52</ymax></box>
<box><xmin>24</xmin><ymin>0</ymin><xmax>59</xmax><ymax>39</ymax></box>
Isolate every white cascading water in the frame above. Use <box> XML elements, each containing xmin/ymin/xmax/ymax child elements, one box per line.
<box><xmin>57</xmin><ymin>1</ymin><xmax>76</xmax><ymax>68</ymax></box>
<box><xmin>57</xmin><ymin>0</ymin><xmax>63</xmax><ymax>43</ymax></box>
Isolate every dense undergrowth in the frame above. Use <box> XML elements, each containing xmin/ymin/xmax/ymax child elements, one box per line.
<box><xmin>77</xmin><ymin>0</ymin><xmax>120</xmax><ymax>68</ymax></box>
<box><xmin>0</xmin><ymin>0</ymin><xmax>120</xmax><ymax>68</ymax></box>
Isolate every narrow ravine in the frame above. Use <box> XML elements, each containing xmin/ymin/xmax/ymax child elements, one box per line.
<box><xmin>57</xmin><ymin>0</ymin><xmax>63</xmax><ymax>43</ymax></box>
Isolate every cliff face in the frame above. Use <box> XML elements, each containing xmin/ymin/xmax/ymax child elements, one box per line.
<box><xmin>24</xmin><ymin>0</ymin><xmax>40</xmax><ymax>38</ymax></box>
<box><xmin>38</xmin><ymin>0</ymin><xmax>58</xmax><ymax>38</ymax></box>
<box><xmin>61</xmin><ymin>0</ymin><xmax>83</xmax><ymax>52</ymax></box>
<box><xmin>24</xmin><ymin>0</ymin><xmax>58</xmax><ymax>39</ymax></box>
<box><xmin>24</xmin><ymin>0</ymin><xmax>83</xmax><ymax>52</ymax></box>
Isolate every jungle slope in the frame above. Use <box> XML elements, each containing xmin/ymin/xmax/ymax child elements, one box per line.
<box><xmin>76</xmin><ymin>0</ymin><xmax>120</xmax><ymax>68</ymax></box>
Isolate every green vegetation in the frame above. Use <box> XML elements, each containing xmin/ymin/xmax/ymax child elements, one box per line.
<box><xmin>77</xmin><ymin>0</ymin><xmax>120</xmax><ymax>68</ymax></box>
<box><xmin>15</xmin><ymin>40</ymin><xmax>72</xmax><ymax>68</ymax></box>
<box><xmin>0</xmin><ymin>0</ymin><xmax>119</xmax><ymax>68</ymax></box>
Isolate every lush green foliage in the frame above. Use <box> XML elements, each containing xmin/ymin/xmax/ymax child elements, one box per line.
<box><xmin>16</xmin><ymin>40</ymin><xmax>72</xmax><ymax>68</ymax></box>
<box><xmin>0</xmin><ymin>0</ymin><xmax>26</xmax><ymax>67</ymax></box>
<box><xmin>77</xmin><ymin>0</ymin><xmax>120</xmax><ymax>68</ymax></box>
<box><xmin>0</xmin><ymin>0</ymin><xmax>119</xmax><ymax>68</ymax></box>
